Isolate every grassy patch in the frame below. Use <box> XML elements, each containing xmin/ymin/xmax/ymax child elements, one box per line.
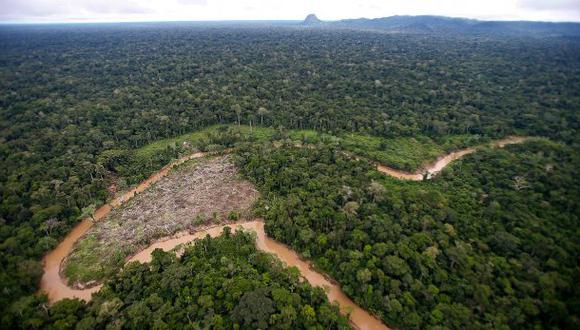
<box><xmin>132</xmin><ymin>125</ymin><xmax>274</xmax><ymax>157</ymax></box>
<box><xmin>340</xmin><ymin>133</ymin><xmax>487</xmax><ymax>171</ymax></box>
<box><xmin>104</xmin><ymin>125</ymin><xmax>279</xmax><ymax>185</ymax></box>
<box><xmin>106</xmin><ymin>123</ymin><xmax>492</xmax><ymax>190</ymax></box>
<box><xmin>62</xmin><ymin>234</ymin><xmax>125</xmax><ymax>285</ymax></box>
<box><xmin>131</xmin><ymin>125</ymin><xmax>488</xmax><ymax>174</ymax></box>
<box><xmin>134</xmin><ymin>125</ymin><xmax>339</xmax><ymax>158</ymax></box>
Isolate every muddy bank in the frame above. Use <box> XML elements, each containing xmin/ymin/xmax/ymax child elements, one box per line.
<box><xmin>40</xmin><ymin>136</ymin><xmax>530</xmax><ymax>328</ymax></box>
<box><xmin>376</xmin><ymin>136</ymin><xmax>529</xmax><ymax>180</ymax></box>
<box><xmin>39</xmin><ymin>152</ymin><xmax>208</xmax><ymax>302</ymax></box>
<box><xmin>127</xmin><ymin>220</ymin><xmax>389</xmax><ymax>330</ymax></box>
<box><xmin>39</xmin><ymin>152</ymin><xmax>389</xmax><ymax>329</ymax></box>
<box><xmin>62</xmin><ymin>155</ymin><xmax>259</xmax><ymax>287</ymax></box>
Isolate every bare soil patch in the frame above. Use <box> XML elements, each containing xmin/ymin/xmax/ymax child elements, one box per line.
<box><xmin>62</xmin><ymin>155</ymin><xmax>259</xmax><ymax>287</ymax></box>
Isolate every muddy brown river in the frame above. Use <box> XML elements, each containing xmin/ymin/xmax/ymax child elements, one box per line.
<box><xmin>376</xmin><ymin>136</ymin><xmax>529</xmax><ymax>180</ymax></box>
<box><xmin>128</xmin><ymin>221</ymin><xmax>389</xmax><ymax>330</ymax></box>
<box><xmin>40</xmin><ymin>136</ymin><xmax>529</xmax><ymax>329</ymax></box>
<box><xmin>40</xmin><ymin>152</ymin><xmax>206</xmax><ymax>302</ymax></box>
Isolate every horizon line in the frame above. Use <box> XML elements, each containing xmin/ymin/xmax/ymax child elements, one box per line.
<box><xmin>2</xmin><ymin>14</ymin><xmax>580</xmax><ymax>26</ymax></box>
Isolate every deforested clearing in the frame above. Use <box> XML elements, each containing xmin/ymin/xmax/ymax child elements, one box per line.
<box><xmin>62</xmin><ymin>155</ymin><xmax>259</xmax><ymax>287</ymax></box>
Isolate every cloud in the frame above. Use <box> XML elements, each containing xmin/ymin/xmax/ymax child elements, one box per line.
<box><xmin>177</xmin><ymin>0</ymin><xmax>208</xmax><ymax>5</ymax></box>
<box><xmin>83</xmin><ymin>1</ymin><xmax>154</xmax><ymax>14</ymax></box>
<box><xmin>0</xmin><ymin>0</ymin><xmax>154</xmax><ymax>19</ymax></box>
<box><xmin>1</xmin><ymin>0</ymin><xmax>579</xmax><ymax>23</ymax></box>
<box><xmin>0</xmin><ymin>0</ymin><xmax>67</xmax><ymax>17</ymax></box>
<box><xmin>518</xmin><ymin>0</ymin><xmax>580</xmax><ymax>11</ymax></box>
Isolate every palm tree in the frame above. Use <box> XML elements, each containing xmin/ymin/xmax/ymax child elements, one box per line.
<box><xmin>257</xmin><ymin>107</ymin><xmax>269</xmax><ymax>125</ymax></box>
<box><xmin>232</xmin><ymin>104</ymin><xmax>242</xmax><ymax>126</ymax></box>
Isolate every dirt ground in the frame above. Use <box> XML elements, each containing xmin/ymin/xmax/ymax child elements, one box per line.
<box><xmin>63</xmin><ymin>155</ymin><xmax>259</xmax><ymax>286</ymax></box>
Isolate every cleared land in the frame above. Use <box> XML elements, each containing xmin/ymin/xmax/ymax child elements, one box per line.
<box><xmin>63</xmin><ymin>155</ymin><xmax>259</xmax><ymax>286</ymax></box>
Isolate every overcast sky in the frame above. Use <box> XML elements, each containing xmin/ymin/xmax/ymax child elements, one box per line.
<box><xmin>1</xmin><ymin>0</ymin><xmax>579</xmax><ymax>23</ymax></box>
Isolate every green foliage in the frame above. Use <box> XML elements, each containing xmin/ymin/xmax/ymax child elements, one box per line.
<box><xmin>3</xmin><ymin>230</ymin><xmax>350</xmax><ymax>329</ymax></box>
<box><xmin>236</xmin><ymin>141</ymin><xmax>580</xmax><ymax>329</ymax></box>
<box><xmin>1</xmin><ymin>24</ymin><xmax>579</xmax><ymax>326</ymax></box>
<box><xmin>62</xmin><ymin>234</ymin><xmax>112</xmax><ymax>285</ymax></box>
<box><xmin>339</xmin><ymin>133</ymin><xmax>487</xmax><ymax>171</ymax></box>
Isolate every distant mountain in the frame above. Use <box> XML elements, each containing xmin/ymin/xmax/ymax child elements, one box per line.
<box><xmin>307</xmin><ymin>15</ymin><xmax>580</xmax><ymax>37</ymax></box>
<box><xmin>303</xmin><ymin>14</ymin><xmax>322</xmax><ymax>25</ymax></box>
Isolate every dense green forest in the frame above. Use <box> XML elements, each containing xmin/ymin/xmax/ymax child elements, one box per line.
<box><xmin>236</xmin><ymin>140</ymin><xmax>579</xmax><ymax>328</ymax></box>
<box><xmin>1</xmin><ymin>23</ymin><xmax>579</xmax><ymax>328</ymax></box>
<box><xmin>3</xmin><ymin>229</ymin><xmax>350</xmax><ymax>329</ymax></box>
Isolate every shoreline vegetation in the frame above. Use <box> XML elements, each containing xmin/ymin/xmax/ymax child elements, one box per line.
<box><xmin>42</xmin><ymin>134</ymin><xmax>536</xmax><ymax>330</ymax></box>
<box><xmin>2</xmin><ymin>25</ymin><xmax>578</xmax><ymax>329</ymax></box>
<box><xmin>116</xmin><ymin>124</ymin><xmax>530</xmax><ymax>184</ymax></box>
<box><xmin>237</xmin><ymin>139</ymin><xmax>578</xmax><ymax>329</ymax></box>
<box><xmin>62</xmin><ymin>155</ymin><xmax>259</xmax><ymax>286</ymax></box>
<box><xmin>126</xmin><ymin>220</ymin><xmax>390</xmax><ymax>330</ymax></box>
<box><xmin>41</xmin><ymin>151</ymin><xmax>390</xmax><ymax>329</ymax></box>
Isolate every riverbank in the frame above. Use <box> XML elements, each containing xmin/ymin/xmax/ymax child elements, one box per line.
<box><xmin>62</xmin><ymin>155</ymin><xmax>258</xmax><ymax>287</ymax></box>
<box><xmin>125</xmin><ymin>220</ymin><xmax>389</xmax><ymax>330</ymax></box>
<box><xmin>39</xmin><ymin>151</ymin><xmax>389</xmax><ymax>329</ymax></box>
<box><xmin>375</xmin><ymin>136</ymin><xmax>530</xmax><ymax>180</ymax></box>
<box><xmin>39</xmin><ymin>135</ymin><xmax>531</xmax><ymax>329</ymax></box>
<box><xmin>39</xmin><ymin>152</ymin><xmax>209</xmax><ymax>302</ymax></box>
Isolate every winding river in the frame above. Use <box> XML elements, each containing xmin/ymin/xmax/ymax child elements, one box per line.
<box><xmin>128</xmin><ymin>221</ymin><xmax>388</xmax><ymax>330</ymax></box>
<box><xmin>376</xmin><ymin>136</ymin><xmax>529</xmax><ymax>180</ymax></box>
<box><xmin>40</xmin><ymin>152</ymin><xmax>207</xmax><ymax>303</ymax></box>
<box><xmin>40</xmin><ymin>136</ymin><xmax>529</xmax><ymax>329</ymax></box>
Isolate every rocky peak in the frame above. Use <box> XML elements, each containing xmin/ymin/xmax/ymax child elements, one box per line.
<box><xmin>303</xmin><ymin>14</ymin><xmax>322</xmax><ymax>25</ymax></box>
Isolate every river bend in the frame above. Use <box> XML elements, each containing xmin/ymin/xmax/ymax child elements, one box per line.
<box><xmin>40</xmin><ymin>136</ymin><xmax>530</xmax><ymax>329</ymax></box>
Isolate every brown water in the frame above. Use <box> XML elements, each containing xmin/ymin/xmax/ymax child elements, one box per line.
<box><xmin>376</xmin><ymin>136</ymin><xmax>529</xmax><ymax>180</ymax></box>
<box><xmin>128</xmin><ymin>221</ymin><xmax>389</xmax><ymax>330</ymax></box>
<box><xmin>39</xmin><ymin>152</ymin><xmax>207</xmax><ymax>302</ymax></box>
<box><xmin>40</xmin><ymin>151</ymin><xmax>389</xmax><ymax>329</ymax></box>
<box><xmin>39</xmin><ymin>136</ymin><xmax>529</xmax><ymax>328</ymax></box>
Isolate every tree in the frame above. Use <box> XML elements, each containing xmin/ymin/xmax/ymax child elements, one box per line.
<box><xmin>233</xmin><ymin>288</ymin><xmax>275</xmax><ymax>328</ymax></box>
<box><xmin>512</xmin><ymin>175</ymin><xmax>531</xmax><ymax>190</ymax></box>
<box><xmin>342</xmin><ymin>201</ymin><xmax>359</xmax><ymax>219</ymax></box>
<box><xmin>368</xmin><ymin>181</ymin><xmax>386</xmax><ymax>203</ymax></box>
<box><xmin>257</xmin><ymin>107</ymin><xmax>270</xmax><ymax>126</ymax></box>
<box><xmin>41</xmin><ymin>218</ymin><xmax>61</xmax><ymax>236</ymax></box>
<box><xmin>356</xmin><ymin>268</ymin><xmax>372</xmax><ymax>283</ymax></box>
<box><xmin>232</xmin><ymin>104</ymin><xmax>242</xmax><ymax>126</ymax></box>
